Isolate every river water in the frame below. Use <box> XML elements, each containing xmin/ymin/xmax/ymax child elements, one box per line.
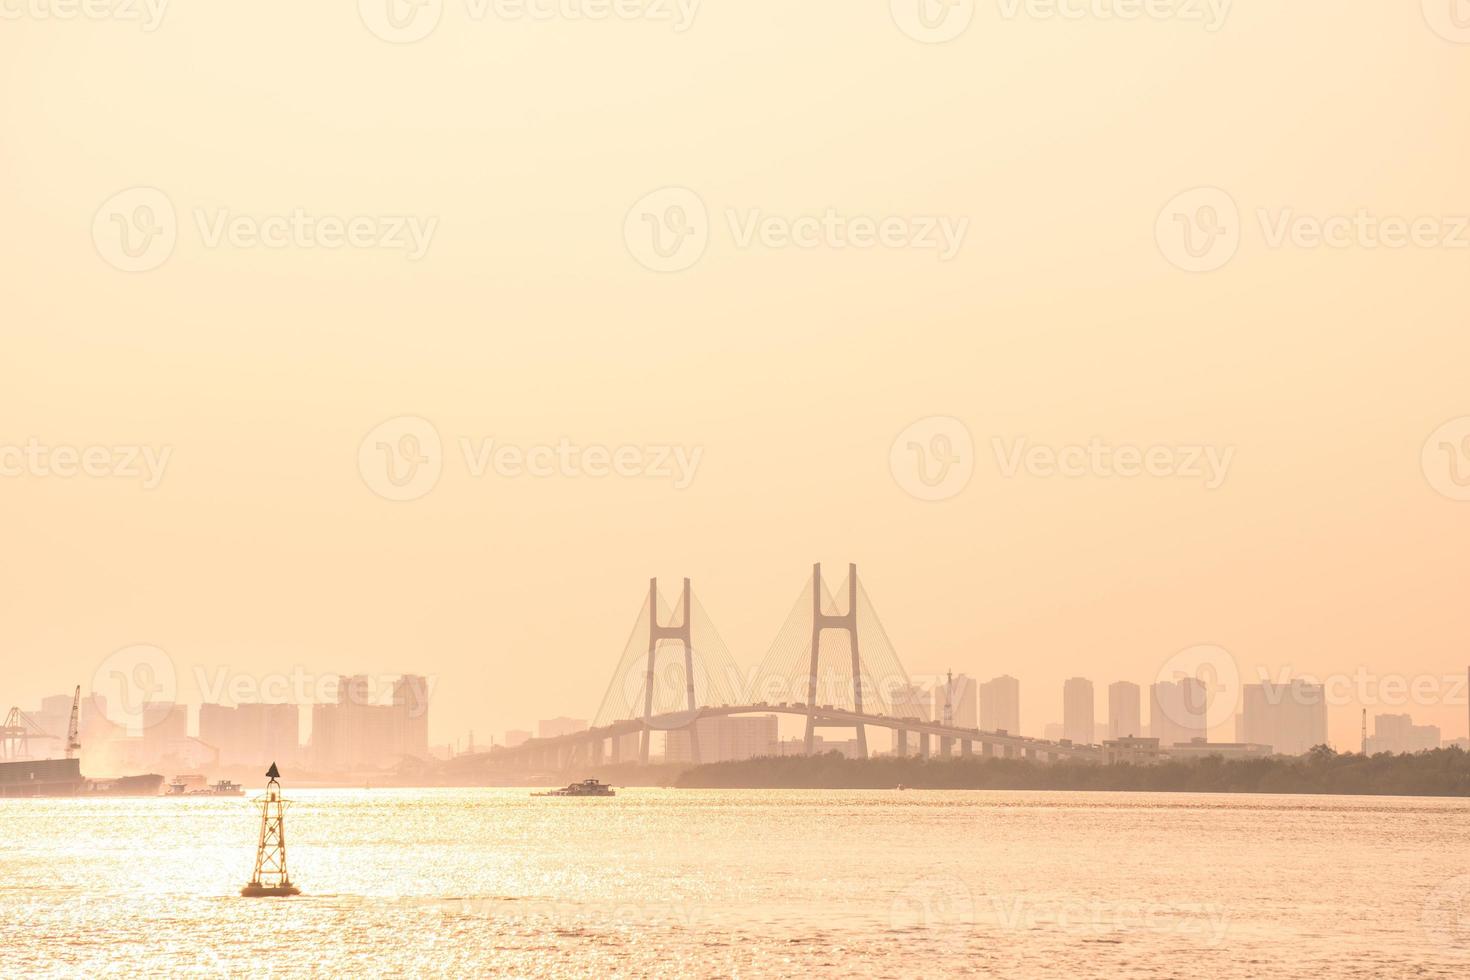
<box><xmin>5</xmin><ymin>789</ymin><xmax>1470</xmax><ymax>977</ymax></box>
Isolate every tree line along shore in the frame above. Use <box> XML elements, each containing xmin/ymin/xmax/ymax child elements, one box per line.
<box><xmin>671</xmin><ymin>746</ymin><xmax>1470</xmax><ymax>796</ymax></box>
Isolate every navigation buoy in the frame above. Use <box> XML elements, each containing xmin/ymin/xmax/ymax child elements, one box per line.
<box><xmin>241</xmin><ymin>763</ymin><xmax>301</xmax><ymax>898</ymax></box>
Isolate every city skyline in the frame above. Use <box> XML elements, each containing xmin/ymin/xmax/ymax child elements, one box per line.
<box><xmin>13</xmin><ymin>654</ymin><xmax>1460</xmax><ymax>774</ymax></box>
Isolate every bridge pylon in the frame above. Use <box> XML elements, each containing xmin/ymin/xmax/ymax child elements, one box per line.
<box><xmin>640</xmin><ymin>577</ymin><xmax>700</xmax><ymax>765</ymax></box>
<box><xmin>803</xmin><ymin>562</ymin><xmax>867</xmax><ymax>759</ymax></box>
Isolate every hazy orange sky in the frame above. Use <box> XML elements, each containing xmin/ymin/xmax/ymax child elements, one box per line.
<box><xmin>4</xmin><ymin>3</ymin><xmax>1470</xmax><ymax>751</ymax></box>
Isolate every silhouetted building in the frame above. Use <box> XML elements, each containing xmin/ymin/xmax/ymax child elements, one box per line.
<box><xmin>199</xmin><ymin>702</ymin><xmax>301</xmax><ymax>768</ymax></box>
<box><xmin>30</xmin><ymin>693</ymin><xmax>119</xmax><ymax>769</ymax></box>
<box><xmin>1164</xmin><ymin>737</ymin><xmax>1273</xmax><ymax>761</ymax></box>
<box><xmin>1108</xmin><ymin>681</ymin><xmax>1142</xmax><ymax>739</ymax></box>
<box><xmin>1103</xmin><ymin>736</ymin><xmax>1162</xmax><ymax>765</ymax></box>
<box><xmin>930</xmin><ymin>674</ymin><xmax>977</xmax><ymax>728</ymax></box>
<box><xmin>393</xmin><ymin>676</ymin><xmax>430</xmax><ymax>761</ymax></box>
<box><xmin>1365</xmin><ymin>714</ymin><xmax>1441</xmax><ymax>755</ymax></box>
<box><xmin>777</xmin><ymin>735</ymin><xmax>863</xmax><ymax>759</ymax></box>
<box><xmin>1238</xmin><ymin>681</ymin><xmax>1327</xmax><ymax>756</ymax></box>
<box><xmin>310</xmin><ymin>674</ymin><xmax>432</xmax><ymax>772</ymax></box>
<box><xmin>665</xmin><ymin>715</ymin><xmax>777</xmax><ymax>764</ymax></box>
<box><xmin>1150</xmin><ymin>678</ymin><xmax>1206</xmax><ymax>748</ymax></box>
<box><xmin>979</xmin><ymin>675</ymin><xmax>1020</xmax><ymax>734</ymax></box>
<box><xmin>1063</xmin><ymin>677</ymin><xmax>1094</xmax><ymax>745</ymax></box>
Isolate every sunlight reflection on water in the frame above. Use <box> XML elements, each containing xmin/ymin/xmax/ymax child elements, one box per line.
<box><xmin>5</xmin><ymin>789</ymin><xmax>1470</xmax><ymax>977</ymax></box>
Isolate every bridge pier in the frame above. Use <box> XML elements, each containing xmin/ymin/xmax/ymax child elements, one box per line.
<box><xmin>939</xmin><ymin>736</ymin><xmax>953</xmax><ymax>758</ymax></box>
<box><xmin>919</xmin><ymin>733</ymin><xmax>930</xmax><ymax>759</ymax></box>
<box><xmin>961</xmin><ymin>739</ymin><xmax>972</xmax><ymax>757</ymax></box>
<box><xmin>592</xmin><ymin>738</ymin><xmax>604</xmax><ymax>766</ymax></box>
<box><xmin>1003</xmin><ymin>744</ymin><xmax>1016</xmax><ymax>759</ymax></box>
<box><xmin>610</xmin><ymin>735</ymin><xmax>621</xmax><ymax>764</ymax></box>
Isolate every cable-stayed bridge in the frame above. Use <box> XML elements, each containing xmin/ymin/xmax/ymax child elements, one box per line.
<box><xmin>489</xmin><ymin>564</ymin><xmax>1102</xmax><ymax>771</ymax></box>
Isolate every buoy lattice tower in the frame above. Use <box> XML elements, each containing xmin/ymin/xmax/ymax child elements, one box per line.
<box><xmin>241</xmin><ymin>762</ymin><xmax>301</xmax><ymax>898</ymax></box>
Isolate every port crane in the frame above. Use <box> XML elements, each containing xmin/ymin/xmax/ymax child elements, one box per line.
<box><xmin>66</xmin><ymin>686</ymin><xmax>81</xmax><ymax>760</ymax></box>
<box><xmin>1</xmin><ymin>707</ymin><xmax>57</xmax><ymax>761</ymax></box>
<box><xmin>1</xmin><ymin>686</ymin><xmax>81</xmax><ymax>761</ymax></box>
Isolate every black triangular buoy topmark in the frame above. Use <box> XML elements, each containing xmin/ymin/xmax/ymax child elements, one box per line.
<box><xmin>266</xmin><ymin>762</ymin><xmax>280</xmax><ymax>780</ymax></box>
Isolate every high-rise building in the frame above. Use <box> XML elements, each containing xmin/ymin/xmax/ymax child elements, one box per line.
<box><xmin>1365</xmin><ymin>714</ymin><xmax>1441</xmax><ymax>755</ymax></box>
<box><xmin>1108</xmin><ymin>681</ymin><xmax>1142</xmax><ymax>739</ymax></box>
<box><xmin>1063</xmin><ymin>677</ymin><xmax>1094</xmax><ymax>745</ymax></box>
<box><xmin>200</xmin><ymin>702</ymin><xmax>301</xmax><ymax>768</ymax></box>
<box><xmin>930</xmin><ymin>674</ymin><xmax>977</xmax><ymax>729</ymax></box>
<box><xmin>198</xmin><ymin>703</ymin><xmax>237</xmax><ymax>762</ymax></box>
<box><xmin>310</xmin><ymin>675</ymin><xmax>432</xmax><ymax>772</ymax></box>
<box><xmin>979</xmin><ymin>675</ymin><xmax>1020</xmax><ymax>735</ymax></box>
<box><xmin>665</xmin><ymin>715</ymin><xmax>778</xmax><ymax>764</ymax></box>
<box><xmin>393</xmin><ymin>676</ymin><xmax>430</xmax><ymax>761</ymax></box>
<box><xmin>31</xmin><ymin>693</ymin><xmax>119</xmax><ymax>768</ymax></box>
<box><xmin>1238</xmin><ymin>681</ymin><xmax>1327</xmax><ymax>756</ymax></box>
<box><xmin>1150</xmin><ymin>678</ymin><xmax>1206</xmax><ymax>748</ymax></box>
